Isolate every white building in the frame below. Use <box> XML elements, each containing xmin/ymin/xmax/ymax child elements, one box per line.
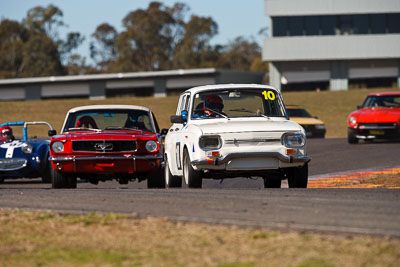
<box><xmin>262</xmin><ymin>0</ymin><xmax>400</xmax><ymax>91</ymax></box>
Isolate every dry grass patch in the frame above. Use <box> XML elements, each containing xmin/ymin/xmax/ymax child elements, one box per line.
<box><xmin>1</xmin><ymin>88</ymin><xmax>398</xmax><ymax>138</ymax></box>
<box><xmin>0</xmin><ymin>209</ymin><xmax>399</xmax><ymax>267</ymax></box>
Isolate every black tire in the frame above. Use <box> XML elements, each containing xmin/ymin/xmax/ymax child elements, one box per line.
<box><xmin>263</xmin><ymin>175</ymin><xmax>282</xmax><ymax>188</ymax></box>
<box><xmin>41</xmin><ymin>157</ymin><xmax>52</xmax><ymax>183</ymax></box>
<box><xmin>51</xmin><ymin>168</ymin><xmax>77</xmax><ymax>189</ymax></box>
<box><xmin>348</xmin><ymin>132</ymin><xmax>358</xmax><ymax>144</ymax></box>
<box><xmin>287</xmin><ymin>163</ymin><xmax>308</xmax><ymax>188</ymax></box>
<box><xmin>183</xmin><ymin>149</ymin><xmax>202</xmax><ymax>188</ymax></box>
<box><xmin>165</xmin><ymin>156</ymin><xmax>182</xmax><ymax>188</ymax></box>
<box><xmin>147</xmin><ymin>167</ymin><xmax>165</xmax><ymax>188</ymax></box>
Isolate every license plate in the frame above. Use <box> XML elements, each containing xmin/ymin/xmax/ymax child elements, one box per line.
<box><xmin>370</xmin><ymin>130</ymin><xmax>384</xmax><ymax>135</ymax></box>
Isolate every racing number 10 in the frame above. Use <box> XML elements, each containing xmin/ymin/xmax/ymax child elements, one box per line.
<box><xmin>262</xmin><ymin>90</ymin><xmax>276</xmax><ymax>101</ymax></box>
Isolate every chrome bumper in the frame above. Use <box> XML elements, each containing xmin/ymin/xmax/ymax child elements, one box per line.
<box><xmin>191</xmin><ymin>152</ymin><xmax>311</xmax><ymax>166</ymax></box>
<box><xmin>49</xmin><ymin>154</ymin><xmax>163</xmax><ymax>161</ymax></box>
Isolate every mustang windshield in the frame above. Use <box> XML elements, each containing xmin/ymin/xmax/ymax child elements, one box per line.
<box><xmin>191</xmin><ymin>89</ymin><xmax>286</xmax><ymax>119</ymax></box>
<box><xmin>362</xmin><ymin>95</ymin><xmax>400</xmax><ymax>108</ymax></box>
<box><xmin>64</xmin><ymin>109</ymin><xmax>155</xmax><ymax>133</ymax></box>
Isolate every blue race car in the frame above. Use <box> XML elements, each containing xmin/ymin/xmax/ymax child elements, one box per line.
<box><xmin>0</xmin><ymin>121</ymin><xmax>55</xmax><ymax>183</ymax></box>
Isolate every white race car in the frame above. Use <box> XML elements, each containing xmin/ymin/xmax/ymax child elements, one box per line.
<box><xmin>164</xmin><ymin>84</ymin><xmax>311</xmax><ymax>188</ymax></box>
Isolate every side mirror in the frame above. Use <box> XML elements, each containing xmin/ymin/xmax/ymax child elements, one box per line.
<box><xmin>170</xmin><ymin>115</ymin><xmax>185</xmax><ymax>124</ymax></box>
<box><xmin>48</xmin><ymin>130</ymin><xmax>56</xmax><ymax>137</ymax></box>
<box><xmin>357</xmin><ymin>105</ymin><xmax>362</xmax><ymax>109</ymax></box>
<box><xmin>160</xmin><ymin>128</ymin><xmax>169</xmax><ymax>135</ymax></box>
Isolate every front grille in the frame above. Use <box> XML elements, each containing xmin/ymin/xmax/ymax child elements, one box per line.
<box><xmin>0</xmin><ymin>158</ymin><xmax>27</xmax><ymax>171</ymax></box>
<box><xmin>72</xmin><ymin>140</ymin><xmax>137</xmax><ymax>152</ymax></box>
<box><xmin>358</xmin><ymin>123</ymin><xmax>397</xmax><ymax>129</ymax></box>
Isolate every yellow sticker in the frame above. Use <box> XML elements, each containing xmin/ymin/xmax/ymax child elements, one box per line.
<box><xmin>262</xmin><ymin>90</ymin><xmax>276</xmax><ymax>100</ymax></box>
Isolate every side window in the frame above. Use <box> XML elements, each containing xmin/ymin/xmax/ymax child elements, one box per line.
<box><xmin>178</xmin><ymin>95</ymin><xmax>187</xmax><ymax>114</ymax></box>
<box><xmin>179</xmin><ymin>94</ymin><xmax>190</xmax><ymax>112</ymax></box>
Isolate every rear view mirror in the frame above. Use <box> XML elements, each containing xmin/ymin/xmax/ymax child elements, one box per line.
<box><xmin>48</xmin><ymin>130</ymin><xmax>56</xmax><ymax>136</ymax></box>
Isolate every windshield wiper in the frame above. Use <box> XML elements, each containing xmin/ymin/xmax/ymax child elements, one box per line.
<box><xmin>229</xmin><ymin>108</ymin><xmax>270</xmax><ymax>119</ymax></box>
<box><xmin>67</xmin><ymin>127</ymin><xmax>101</xmax><ymax>132</ymax></box>
<box><xmin>204</xmin><ymin>108</ymin><xmax>229</xmax><ymax>119</ymax></box>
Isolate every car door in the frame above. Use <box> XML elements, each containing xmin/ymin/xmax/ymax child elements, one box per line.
<box><xmin>166</xmin><ymin>93</ymin><xmax>190</xmax><ymax>176</ymax></box>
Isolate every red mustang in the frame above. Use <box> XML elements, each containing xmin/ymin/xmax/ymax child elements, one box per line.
<box><xmin>49</xmin><ymin>105</ymin><xmax>166</xmax><ymax>188</ymax></box>
<box><xmin>347</xmin><ymin>92</ymin><xmax>400</xmax><ymax>143</ymax></box>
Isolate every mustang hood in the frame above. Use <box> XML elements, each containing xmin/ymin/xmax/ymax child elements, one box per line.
<box><xmin>55</xmin><ymin>130</ymin><xmax>156</xmax><ymax>141</ymax></box>
<box><xmin>194</xmin><ymin>119</ymin><xmax>303</xmax><ymax>135</ymax></box>
<box><xmin>352</xmin><ymin>108</ymin><xmax>400</xmax><ymax>123</ymax></box>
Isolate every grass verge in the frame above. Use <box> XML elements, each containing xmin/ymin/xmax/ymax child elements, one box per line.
<box><xmin>1</xmin><ymin>209</ymin><xmax>399</xmax><ymax>267</ymax></box>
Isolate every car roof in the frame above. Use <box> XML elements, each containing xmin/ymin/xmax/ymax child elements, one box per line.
<box><xmin>367</xmin><ymin>92</ymin><xmax>400</xmax><ymax>96</ymax></box>
<box><xmin>67</xmin><ymin>105</ymin><xmax>151</xmax><ymax>113</ymax></box>
<box><xmin>182</xmin><ymin>84</ymin><xmax>279</xmax><ymax>95</ymax></box>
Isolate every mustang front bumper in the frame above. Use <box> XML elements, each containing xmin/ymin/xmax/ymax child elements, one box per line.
<box><xmin>49</xmin><ymin>154</ymin><xmax>163</xmax><ymax>173</ymax></box>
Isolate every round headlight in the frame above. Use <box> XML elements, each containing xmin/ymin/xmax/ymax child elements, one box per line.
<box><xmin>21</xmin><ymin>143</ymin><xmax>33</xmax><ymax>154</ymax></box>
<box><xmin>281</xmin><ymin>132</ymin><xmax>306</xmax><ymax>148</ymax></box>
<box><xmin>51</xmin><ymin>141</ymin><xmax>64</xmax><ymax>153</ymax></box>
<box><xmin>349</xmin><ymin>116</ymin><xmax>357</xmax><ymax>125</ymax></box>
<box><xmin>145</xmin><ymin>140</ymin><xmax>158</xmax><ymax>152</ymax></box>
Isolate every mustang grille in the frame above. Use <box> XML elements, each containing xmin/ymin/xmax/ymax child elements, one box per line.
<box><xmin>72</xmin><ymin>140</ymin><xmax>137</xmax><ymax>152</ymax></box>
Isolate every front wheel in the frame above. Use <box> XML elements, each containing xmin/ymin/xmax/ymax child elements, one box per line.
<box><xmin>51</xmin><ymin>168</ymin><xmax>77</xmax><ymax>189</ymax></box>
<box><xmin>147</xmin><ymin>167</ymin><xmax>165</xmax><ymax>188</ymax></box>
<box><xmin>287</xmin><ymin>163</ymin><xmax>308</xmax><ymax>188</ymax></box>
<box><xmin>41</xmin><ymin>157</ymin><xmax>52</xmax><ymax>183</ymax></box>
<box><xmin>263</xmin><ymin>174</ymin><xmax>282</xmax><ymax>188</ymax></box>
<box><xmin>347</xmin><ymin>131</ymin><xmax>358</xmax><ymax>144</ymax></box>
<box><xmin>183</xmin><ymin>149</ymin><xmax>202</xmax><ymax>188</ymax></box>
<box><xmin>165</xmin><ymin>156</ymin><xmax>182</xmax><ymax>188</ymax></box>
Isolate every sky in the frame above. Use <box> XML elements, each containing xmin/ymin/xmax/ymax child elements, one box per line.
<box><xmin>0</xmin><ymin>0</ymin><xmax>268</xmax><ymax>65</ymax></box>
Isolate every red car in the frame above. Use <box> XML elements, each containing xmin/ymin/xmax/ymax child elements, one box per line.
<box><xmin>347</xmin><ymin>92</ymin><xmax>400</xmax><ymax>144</ymax></box>
<box><xmin>49</xmin><ymin>105</ymin><xmax>166</xmax><ymax>188</ymax></box>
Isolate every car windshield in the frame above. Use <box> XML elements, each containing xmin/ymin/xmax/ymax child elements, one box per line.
<box><xmin>286</xmin><ymin>108</ymin><xmax>312</xmax><ymax>118</ymax></box>
<box><xmin>191</xmin><ymin>89</ymin><xmax>286</xmax><ymax>119</ymax></box>
<box><xmin>362</xmin><ymin>95</ymin><xmax>400</xmax><ymax>108</ymax></box>
<box><xmin>63</xmin><ymin>109</ymin><xmax>155</xmax><ymax>133</ymax></box>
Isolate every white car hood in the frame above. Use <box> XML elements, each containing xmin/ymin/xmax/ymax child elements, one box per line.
<box><xmin>192</xmin><ymin>118</ymin><xmax>303</xmax><ymax>135</ymax></box>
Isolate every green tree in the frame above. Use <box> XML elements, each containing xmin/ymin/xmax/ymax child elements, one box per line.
<box><xmin>217</xmin><ymin>36</ymin><xmax>268</xmax><ymax>72</ymax></box>
<box><xmin>90</xmin><ymin>23</ymin><xmax>118</xmax><ymax>71</ymax></box>
<box><xmin>173</xmin><ymin>15</ymin><xmax>218</xmax><ymax>69</ymax></box>
<box><xmin>111</xmin><ymin>1</ymin><xmax>187</xmax><ymax>72</ymax></box>
<box><xmin>0</xmin><ymin>19</ymin><xmax>27</xmax><ymax>78</ymax></box>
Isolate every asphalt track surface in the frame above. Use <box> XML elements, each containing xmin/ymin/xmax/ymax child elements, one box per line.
<box><xmin>1</xmin><ymin>138</ymin><xmax>400</xmax><ymax>236</ymax></box>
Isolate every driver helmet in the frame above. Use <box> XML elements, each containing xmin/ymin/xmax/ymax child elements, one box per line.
<box><xmin>0</xmin><ymin>126</ymin><xmax>13</xmax><ymax>142</ymax></box>
<box><xmin>204</xmin><ymin>94</ymin><xmax>224</xmax><ymax>113</ymax></box>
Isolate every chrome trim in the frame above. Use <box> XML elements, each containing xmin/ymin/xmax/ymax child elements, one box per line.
<box><xmin>0</xmin><ymin>158</ymin><xmax>28</xmax><ymax>171</ymax></box>
<box><xmin>225</xmin><ymin>138</ymin><xmax>280</xmax><ymax>144</ymax></box>
<box><xmin>191</xmin><ymin>152</ymin><xmax>311</xmax><ymax>166</ymax></box>
<box><xmin>49</xmin><ymin>154</ymin><xmax>163</xmax><ymax>161</ymax></box>
<box><xmin>358</xmin><ymin>124</ymin><xmax>397</xmax><ymax>130</ymax></box>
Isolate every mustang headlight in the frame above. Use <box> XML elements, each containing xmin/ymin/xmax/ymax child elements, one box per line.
<box><xmin>281</xmin><ymin>132</ymin><xmax>306</xmax><ymax>148</ymax></box>
<box><xmin>349</xmin><ymin>116</ymin><xmax>357</xmax><ymax>125</ymax></box>
<box><xmin>199</xmin><ymin>135</ymin><xmax>222</xmax><ymax>151</ymax></box>
<box><xmin>51</xmin><ymin>141</ymin><xmax>64</xmax><ymax>153</ymax></box>
<box><xmin>21</xmin><ymin>143</ymin><xmax>33</xmax><ymax>154</ymax></box>
<box><xmin>145</xmin><ymin>140</ymin><xmax>158</xmax><ymax>152</ymax></box>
